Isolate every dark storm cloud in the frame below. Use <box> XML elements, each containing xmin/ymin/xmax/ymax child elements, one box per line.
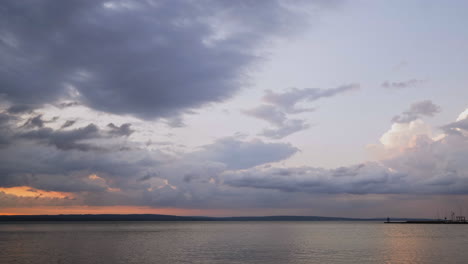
<box><xmin>18</xmin><ymin>123</ymin><xmax>102</xmax><ymax>151</ymax></box>
<box><xmin>6</xmin><ymin>104</ymin><xmax>35</xmax><ymax>114</ymax></box>
<box><xmin>0</xmin><ymin>0</ymin><xmax>336</xmax><ymax>119</ymax></box>
<box><xmin>382</xmin><ymin>79</ymin><xmax>424</xmax><ymax>89</ymax></box>
<box><xmin>244</xmin><ymin>83</ymin><xmax>358</xmax><ymax>139</ymax></box>
<box><xmin>0</xmin><ymin>112</ymin><xmax>15</xmax><ymax>148</ymax></box>
<box><xmin>392</xmin><ymin>100</ymin><xmax>441</xmax><ymax>123</ymax></box>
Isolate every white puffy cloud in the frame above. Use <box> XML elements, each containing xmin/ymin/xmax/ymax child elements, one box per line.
<box><xmin>380</xmin><ymin>119</ymin><xmax>432</xmax><ymax>150</ymax></box>
<box><xmin>457</xmin><ymin>109</ymin><xmax>468</xmax><ymax>121</ymax></box>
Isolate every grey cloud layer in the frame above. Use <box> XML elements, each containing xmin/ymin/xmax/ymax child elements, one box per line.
<box><xmin>224</xmin><ymin>163</ymin><xmax>404</xmax><ymax>195</ymax></box>
<box><xmin>2</xmin><ymin>0</ymin><xmax>467</xmax><ymax>213</ymax></box>
<box><xmin>261</xmin><ymin>119</ymin><xmax>310</xmax><ymax>139</ymax></box>
<box><xmin>107</xmin><ymin>123</ymin><xmax>134</xmax><ymax>137</ymax></box>
<box><xmin>189</xmin><ymin>137</ymin><xmax>298</xmax><ymax>170</ymax></box>
<box><xmin>225</xmin><ymin>132</ymin><xmax>468</xmax><ymax>195</ymax></box>
<box><xmin>262</xmin><ymin>84</ymin><xmax>359</xmax><ymax>113</ymax></box>
<box><xmin>244</xmin><ymin>84</ymin><xmax>359</xmax><ymax>138</ymax></box>
<box><xmin>0</xmin><ymin>0</ymin><xmax>333</xmax><ymax>119</ymax></box>
<box><xmin>441</xmin><ymin>116</ymin><xmax>468</xmax><ymax>135</ymax></box>
<box><xmin>223</xmin><ymin>111</ymin><xmax>468</xmax><ymax>198</ymax></box>
<box><xmin>0</xmin><ymin>110</ymin><xmax>298</xmax><ymax>207</ymax></box>
<box><xmin>1</xmin><ymin>108</ymin><xmax>467</xmax><ymax>210</ymax></box>
<box><xmin>382</xmin><ymin>79</ymin><xmax>425</xmax><ymax>89</ymax></box>
<box><xmin>0</xmin><ymin>0</ymin><xmax>354</xmax><ymax>210</ymax></box>
<box><xmin>19</xmin><ymin>124</ymin><xmax>102</xmax><ymax>151</ymax></box>
<box><xmin>392</xmin><ymin>100</ymin><xmax>441</xmax><ymax>123</ymax></box>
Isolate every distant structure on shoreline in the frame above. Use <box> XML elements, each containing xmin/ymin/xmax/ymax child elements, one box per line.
<box><xmin>385</xmin><ymin>211</ymin><xmax>468</xmax><ymax>224</ymax></box>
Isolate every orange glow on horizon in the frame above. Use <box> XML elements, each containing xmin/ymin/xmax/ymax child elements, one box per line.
<box><xmin>0</xmin><ymin>186</ymin><xmax>75</xmax><ymax>199</ymax></box>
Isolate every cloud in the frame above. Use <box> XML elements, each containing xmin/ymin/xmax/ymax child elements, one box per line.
<box><xmin>224</xmin><ymin>129</ymin><xmax>468</xmax><ymax>196</ymax></box>
<box><xmin>0</xmin><ymin>0</ymin><xmax>335</xmax><ymax>120</ymax></box>
<box><xmin>0</xmin><ymin>108</ymin><xmax>467</xmax><ymax>212</ymax></box>
<box><xmin>0</xmin><ymin>109</ymin><xmax>137</xmax><ymax>151</ymax></box>
<box><xmin>2</xmin><ymin>1</ymin><xmax>467</xmax><ymax>215</ymax></box>
<box><xmin>0</xmin><ymin>112</ymin><xmax>13</xmax><ymax>126</ymax></box>
<box><xmin>6</xmin><ymin>104</ymin><xmax>35</xmax><ymax>114</ymax></box>
<box><xmin>165</xmin><ymin>116</ymin><xmax>186</xmax><ymax>128</ymax></box>
<box><xmin>0</xmin><ymin>190</ymin><xmax>78</xmax><ymax>208</ymax></box>
<box><xmin>60</xmin><ymin>120</ymin><xmax>76</xmax><ymax>129</ymax></box>
<box><xmin>0</xmin><ymin>112</ymin><xmax>299</xmax><ymax>207</ymax></box>
<box><xmin>189</xmin><ymin>137</ymin><xmax>298</xmax><ymax>170</ymax></box>
<box><xmin>243</xmin><ymin>105</ymin><xmax>286</xmax><ymax>126</ymax></box>
<box><xmin>260</xmin><ymin>119</ymin><xmax>310</xmax><ymax>139</ymax></box>
<box><xmin>379</xmin><ymin>119</ymin><xmax>432</xmax><ymax>150</ymax></box>
<box><xmin>107</xmin><ymin>123</ymin><xmax>134</xmax><ymax>137</ymax></box>
<box><xmin>0</xmin><ymin>112</ymin><xmax>18</xmax><ymax>148</ymax></box>
<box><xmin>0</xmin><ymin>137</ymin><xmax>166</xmax><ymax>193</ymax></box>
<box><xmin>382</xmin><ymin>79</ymin><xmax>425</xmax><ymax>89</ymax></box>
<box><xmin>58</xmin><ymin>101</ymin><xmax>80</xmax><ymax>108</ymax></box>
<box><xmin>223</xmin><ymin>162</ymin><xmax>406</xmax><ymax>195</ymax></box>
<box><xmin>223</xmin><ymin>108</ymin><xmax>468</xmax><ymax>198</ymax></box>
<box><xmin>263</xmin><ymin>83</ymin><xmax>359</xmax><ymax>113</ymax></box>
<box><xmin>18</xmin><ymin>123</ymin><xmax>102</xmax><ymax>151</ymax></box>
<box><xmin>457</xmin><ymin>109</ymin><xmax>468</xmax><ymax>121</ymax></box>
<box><xmin>22</xmin><ymin>114</ymin><xmax>45</xmax><ymax>128</ymax></box>
<box><xmin>244</xmin><ymin>83</ymin><xmax>359</xmax><ymax>138</ymax></box>
<box><xmin>392</xmin><ymin>100</ymin><xmax>441</xmax><ymax>123</ymax></box>
<box><xmin>440</xmin><ymin>112</ymin><xmax>468</xmax><ymax>136</ymax></box>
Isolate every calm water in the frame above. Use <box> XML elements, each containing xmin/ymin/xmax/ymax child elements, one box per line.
<box><xmin>1</xmin><ymin>221</ymin><xmax>468</xmax><ymax>264</ymax></box>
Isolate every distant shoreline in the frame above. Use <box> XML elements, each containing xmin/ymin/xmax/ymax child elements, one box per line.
<box><xmin>0</xmin><ymin>214</ymin><xmax>429</xmax><ymax>222</ymax></box>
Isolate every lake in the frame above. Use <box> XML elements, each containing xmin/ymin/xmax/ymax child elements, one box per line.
<box><xmin>1</xmin><ymin>221</ymin><xmax>468</xmax><ymax>263</ymax></box>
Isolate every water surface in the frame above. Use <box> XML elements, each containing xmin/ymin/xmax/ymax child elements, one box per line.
<box><xmin>1</xmin><ymin>221</ymin><xmax>467</xmax><ymax>264</ymax></box>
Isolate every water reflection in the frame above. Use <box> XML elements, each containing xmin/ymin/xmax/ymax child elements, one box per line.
<box><xmin>1</xmin><ymin>222</ymin><xmax>468</xmax><ymax>264</ymax></box>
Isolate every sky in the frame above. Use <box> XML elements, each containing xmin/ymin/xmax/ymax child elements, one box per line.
<box><xmin>0</xmin><ymin>0</ymin><xmax>468</xmax><ymax>218</ymax></box>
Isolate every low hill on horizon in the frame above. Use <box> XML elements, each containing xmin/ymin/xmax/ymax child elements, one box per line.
<box><xmin>0</xmin><ymin>214</ymin><xmax>429</xmax><ymax>222</ymax></box>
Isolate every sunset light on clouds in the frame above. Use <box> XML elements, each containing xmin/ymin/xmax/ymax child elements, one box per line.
<box><xmin>0</xmin><ymin>186</ymin><xmax>75</xmax><ymax>199</ymax></box>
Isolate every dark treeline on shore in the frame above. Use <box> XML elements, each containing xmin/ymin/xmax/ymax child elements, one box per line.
<box><xmin>0</xmin><ymin>214</ymin><xmax>428</xmax><ymax>222</ymax></box>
